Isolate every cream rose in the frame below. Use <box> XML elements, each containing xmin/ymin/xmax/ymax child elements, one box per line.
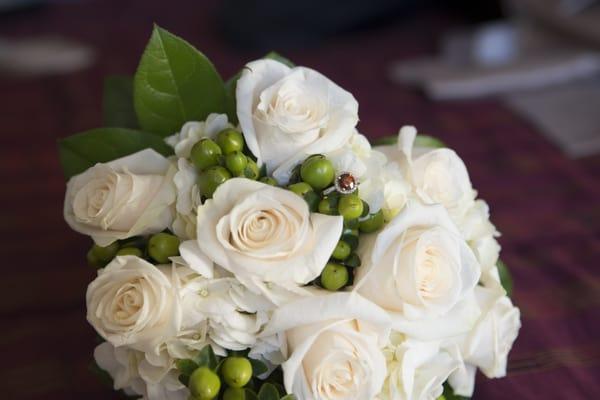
<box><xmin>86</xmin><ymin>256</ymin><xmax>182</xmax><ymax>353</ymax></box>
<box><xmin>94</xmin><ymin>342</ymin><xmax>188</xmax><ymax>400</ymax></box>
<box><xmin>378</xmin><ymin>332</ymin><xmax>460</xmax><ymax>400</ymax></box>
<box><xmin>354</xmin><ymin>202</ymin><xmax>481</xmax><ymax>340</ymax></box>
<box><xmin>262</xmin><ymin>293</ymin><xmax>391</xmax><ymax>400</ymax></box>
<box><xmin>192</xmin><ymin>178</ymin><xmax>343</xmax><ymax>304</ymax></box>
<box><xmin>64</xmin><ymin>149</ymin><xmax>175</xmax><ymax>246</ymax></box>
<box><xmin>455</xmin><ymin>286</ymin><xmax>521</xmax><ymax>379</ymax></box>
<box><xmin>376</xmin><ymin>126</ymin><xmax>476</xmax><ymax>223</ymax></box>
<box><xmin>236</xmin><ymin>59</ymin><xmax>358</xmax><ymax>183</ymax></box>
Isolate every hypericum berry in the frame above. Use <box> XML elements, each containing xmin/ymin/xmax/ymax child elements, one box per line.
<box><xmin>225</xmin><ymin>151</ymin><xmax>248</xmax><ymax>175</ymax></box>
<box><xmin>223</xmin><ymin>387</ymin><xmax>246</xmax><ymax>400</ymax></box>
<box><xmin>148</xmin><ymin>233</ymin><xmax>180</xmax><ymax>264</ymax></box>
<box><xmin>287</xmin><ymin>182</ymin><xmax>313</xmax><ymax>197</ymax></box>
<box><xmin>190</xmin><ymin>139</ymin><xmax>222</xmax><ymax>170</ymax></box>
<box><xmin>221</xmin><ymin>357</ymin><xmax>253</xmax><ymax>388</ymax></box>
<box><xmin>241</xmin><ymin>158</ymin><xmax>260</xmax><ymax>180</ymax></box>
<box><xmin>318</xmin><ymin>196</ymin><xmax>338</xmax><ymax>215</ymax></box>
<box><xmin>189</xmin><ymin>367</ymin><xmax>221</xmax><ymax>400</ymax></box>
<box><xmin>300</xmin><ymin>155</ymin><xmax>335</xmax><ymax>190</ymax></box>
<box><xmin>116</xmin><ymin>247</ymin><xmax>143</xmax><ymax>257</ymax></box>
<box><xmin>216</xmin><ymin>128</ymin><xmax>245</xmax><ymax>154</ymax></box>
<box><xmin>332</xmin><ymin>240</ymin><xmax>351</xmax><ymax>261</ymax></box>
<box><xmin>337</xmin><ymin>194</ymin><xmax>363</xmax><ymax>221</ymax></box>
<box><xmin>359</xmin><ymin>209</ymin><xmax>385</xmax><ymax>233</ymax></box>
<box><xmin>321</xmin><ymin>262</ymin><xmax>349</xmax><ymax>291</ymax></box>
<box><xmin>88</xmin><ymin>242</ymin><xmax>119</xmax><ymax>266</ymax></box>
<box><xmin>199</xmin><ymin>166</ymin><xmax>232</xmax><ymax>198</ymax></box>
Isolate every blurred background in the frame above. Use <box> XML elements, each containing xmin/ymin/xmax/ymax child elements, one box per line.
<box><xmin>0</xmin><ymin>0</ymin><xmax>599</xmax><ymax>398</ymax></box>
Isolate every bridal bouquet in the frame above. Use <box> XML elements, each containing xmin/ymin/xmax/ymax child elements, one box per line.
<box><xmin>59</xmin><ymin>26</ymin><xmax>520</xmax><ymax>400</ymax></box>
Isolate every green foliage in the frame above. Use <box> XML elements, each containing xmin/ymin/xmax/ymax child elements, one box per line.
<box><xmin>257</xmin><ymin>383</ymin><xmax>280</xmax><ymax>400</ymax></box>
<box><xmin>133</xmin><ymin>25</ymin><xmax>227</xmax><ymax>137</ymax></box>
<box><xmin>372</xmin><ymin>134</ymin><xmax>446</xmax><ymax>148</ymax></box>
<box><xmin>194</xmin><ymin>344</ymin><xmax>219</xmax><ymax>370</ymax></box>
<box><xmin>497</xmin><ymin>259</ymin><xmax>514</xmax><ymax>297</ymax></box>
<box><xmin>103</xmin><ymin>75</ymin><xmax>139</xmax><ymax>128</ymax></box>
<box><xmin>249</xmin><ymin>358</ymin><xmax>268</xmax><ymax>377</ymax></box>
<box><xmin>442</xmin><ymin>383</ymin><xmax>470</xmax><ymax>400</ymax></box>
<box><xmin>57</xmin><ymin>128</ymin><xmax>173</xmax><ymax>179</ymax></box>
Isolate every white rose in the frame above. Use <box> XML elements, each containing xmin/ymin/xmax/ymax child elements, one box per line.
<box><xmin>86</xmin><ymin>256</ymin><xmax>182</xmax><ymax>353</ymax></box>
<box><xmin>354</xmin><ymin>202</ymin><xmax>481</xmax><ymax>340</ymax></box>
<box><xmin>64</xmin><ymin>149</ymin><xmax>176</xmax><ymax>246</ymax></box>
<box><xmin>262</xmin><ymin>293</ymin><xmax>391</xmax><ymax>400</ymax></box>
<box><xmin>94</xmin><ymin>342</ymin><xmax>188</xmax><ymax>400</ymax></box>
<box><xmin>378</xmin><ymin>332</ymin><xmax>459</xmax><ymax>400</ymax></box>
<box><xmin>165</xmin><ymin>114</ymin><xmax>233</xmax><ymax>158</ymax></box>
<box><xmin>236</xmin><ymin>59</ymin><xmax>358</xmax><ymax>183</ymax></box>
<box><xmin>455</xmin><ymin>286</ymin><xmax>521</xmax><ymax>378</ymax></box>
<box><xmin>181</xmin><ymin>275</ymin><xmax>271</xmax><ymax>351</ymax></box>
<box><xmin>193</xmin><ymin>178</ymin><xmax>343</xmax><ymax>304</ymax></box>
<box><xmin>377</xmin><ymin>126</ymin><xmax>476</xmax><ymax>224</ymax></box>
<box><xmin>171</xmin><ymin>158</ymin><xmax>202</xmax><ymax>239</ymax></box>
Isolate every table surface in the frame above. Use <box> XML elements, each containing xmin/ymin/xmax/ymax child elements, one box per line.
<box><xmin>1</xmin><ymin>1</ymin><xmax>599</xmax><ymax>399</ymax></box>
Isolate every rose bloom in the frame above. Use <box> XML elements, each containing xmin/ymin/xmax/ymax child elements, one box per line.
<box><xmin>377</xmin><ymin>332</ymin><xmax>460</xmax><ymax>400</ymax></box>
<box><xmin>262</xmin><ymin>293</ymin><xmax>391</xmax><ymax>400</ymax></box>
<box><xmin>86</xmin><ymin>256</ymin><xmax>182</xmax><ymax>353</ymax></box>
<box><xmin>189</xmin><ymin>178</ymin><xmax>343</xmax><ymax>304</ymax></box>
<box><xmin>64</xmin><ymin>149</ymin><xmax>175</xmax><ymax>246</ymax></box>
<box><xmin>355</xmin><ymin>202</ymin><xmax>481</xmax><ymax>340</ymax></box>
<box><xmin>436</xmin><ymin>283</ymin><xmax>521</xmax><ymax>397</ymax></box>
<box><xmin>236</xmin><ymin>59</ymin><xmax>359</xmax><ymax>183</ymax></box>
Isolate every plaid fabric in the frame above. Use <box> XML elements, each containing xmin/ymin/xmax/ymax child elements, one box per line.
<box><xmin>0</xmin><ymin>1</ymin><xmax>598</xmax><ymax>399</ymax></box>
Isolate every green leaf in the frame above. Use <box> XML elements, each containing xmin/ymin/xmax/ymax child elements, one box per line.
<box><xmin>58</xmin><ymin>128</ymin><xmax>173</xmax><ymax>179</ymax></box>
<box><xmin>134</xmin><ymin>25</ymin><xmax>226</xmax><ymax>137</ymax></box>
<box><xmin>249</xmin><ymin>357</ymin><xmax>269</xmax><ymax>377</ymax></box>
<box><xmin>497</xmin><ymin>259</ymin><xmax>514</xmax><ymax>297</ymax></box>
<box><xmin>263</xmin><ymin>51</ymin><xmax>295</xmax><ymax>68</ymax></box>
<box><xmin>245</xmin><ymin>389</ymin><xmax>260</xmax><ymax>400</ymax></box>
<box><xmin>258</xmin><ymin>383</ymin><xmax>280</xmax><ymax>400</ymax></box>
<box><xmin>103</xmin><ymin>75</ymin><xmax>139</xmax><ymax>128</ymax></box>
<box><xmin>371</xmin><ymin>134</ymin><xmax>445</xmax><ymax>148</ymax></box>
<box><xmin>194</xmin><ymin>344</ymin><xmax>218</xmax><ymax>370</ymax></box>
<box><xmin>414</xmin><ymin>134</ymin><xmax>445</xmax><ymax>148</ymax></box>
<box><xmin>175</xmin><ymin>359</ymin><xmax>198</xmax><ymax>376</ymax></box>
<box><xmin>343</xmin><ymin>253</ymin><xmax>361</xmax><ymax>268</ymax></box>
<box><xmin>442</xmin><ymin>383</ymin><xmax>470</xmax><ymax>400</ymax></box>
<box><xmin>280</xmin><ymin>396</ymin><xmax>296</xmax><ymax>400</ymax></box>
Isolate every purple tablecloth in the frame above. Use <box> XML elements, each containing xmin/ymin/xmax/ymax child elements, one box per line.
<box><xmin>0</xmin><ymin>1</ymin><xmax>598</xmax><ymax>398</ymax></box>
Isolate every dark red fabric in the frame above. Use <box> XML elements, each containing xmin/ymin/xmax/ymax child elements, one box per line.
<box><xmin>0</xmin><ymin>1</ymin><xmax>598</xmax><ymax>399</ymax></box>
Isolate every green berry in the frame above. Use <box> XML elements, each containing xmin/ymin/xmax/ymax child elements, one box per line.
<box><xmin>89</xmin><ymin>242</ymin><xmax>119</xmax><ymax>265</ymax></box>
<box><xmin>190</xmin><ymin>139</ymin><xmax>222</xmax><ymax>170</ymax></box>
<box><xmin>318</xmin><ymin>196</ymin><xmax>338</xmax><ymax>215</ymax></box>
<box><xmin>359</xmin><ymin>209</ymin><xmax>385</xmax><ymax>233</ymax></box>
<box><xmin>338</xmin><ymin>194</ymin><xmax>364</xmax><ymax>221</ymax></box>
<box><xmin>216</xmin><ymin>128</ymin><xmax>244</xmax><ymax>154</ymax></box>
<box><xmin>240</xmin><ymin>158</ymin><xmax>260</xmax><ymax>180</ymax></box>
<box><xmin>221</xmin><ymin>357</ymin><xmax>253</xmax><ymax>388</ymax></box>
<box><xmin>259</xmin><ymin>177</ymin><xmax>277</xmax><ymax>186</ymax></box>
<box><xmin>287</xmin><ymin>182</ymin><xmax>313</xmax><ymax>197</ymax></box>
<box><xmin>198</xmin><ymin>166</ymin><xmax>232</xmax><ymax>198</ymax></box>
<box><xmin>223</xmin><ymin>387</ymin><xmax>246</xmax><ymax>400</ymax></box>
<box><xmin>116</xmin><ymin>247</ymin><xmax>143</xmax><ymax>257</ymax></box>
<box><xmin>148</xmin><ymin>233</ymin><xmax>180</xmax><ymax>264</ymax></box>
<box><xmin>332</xmin><ymin>241</ymin><xmax>351</xmax><ymax>261</ymax></box>
<box><xmin>321</xmin><ymin>262</ymin><xmax>349</xmax><ymax>291</ymax></box>
<box><xmin>225</xmin><ymin>151</ymin><xmax>248</xmax><ymax>175</ymax></box>
<box><xmin>300</xmin><ymin>155</ymin><xmax>335</xmax><ymax>190</ymax></box>
<box><xmin>189</xmin><ymin>367</ymin><xmax>221</xmax><ymax>400</ymax></box>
